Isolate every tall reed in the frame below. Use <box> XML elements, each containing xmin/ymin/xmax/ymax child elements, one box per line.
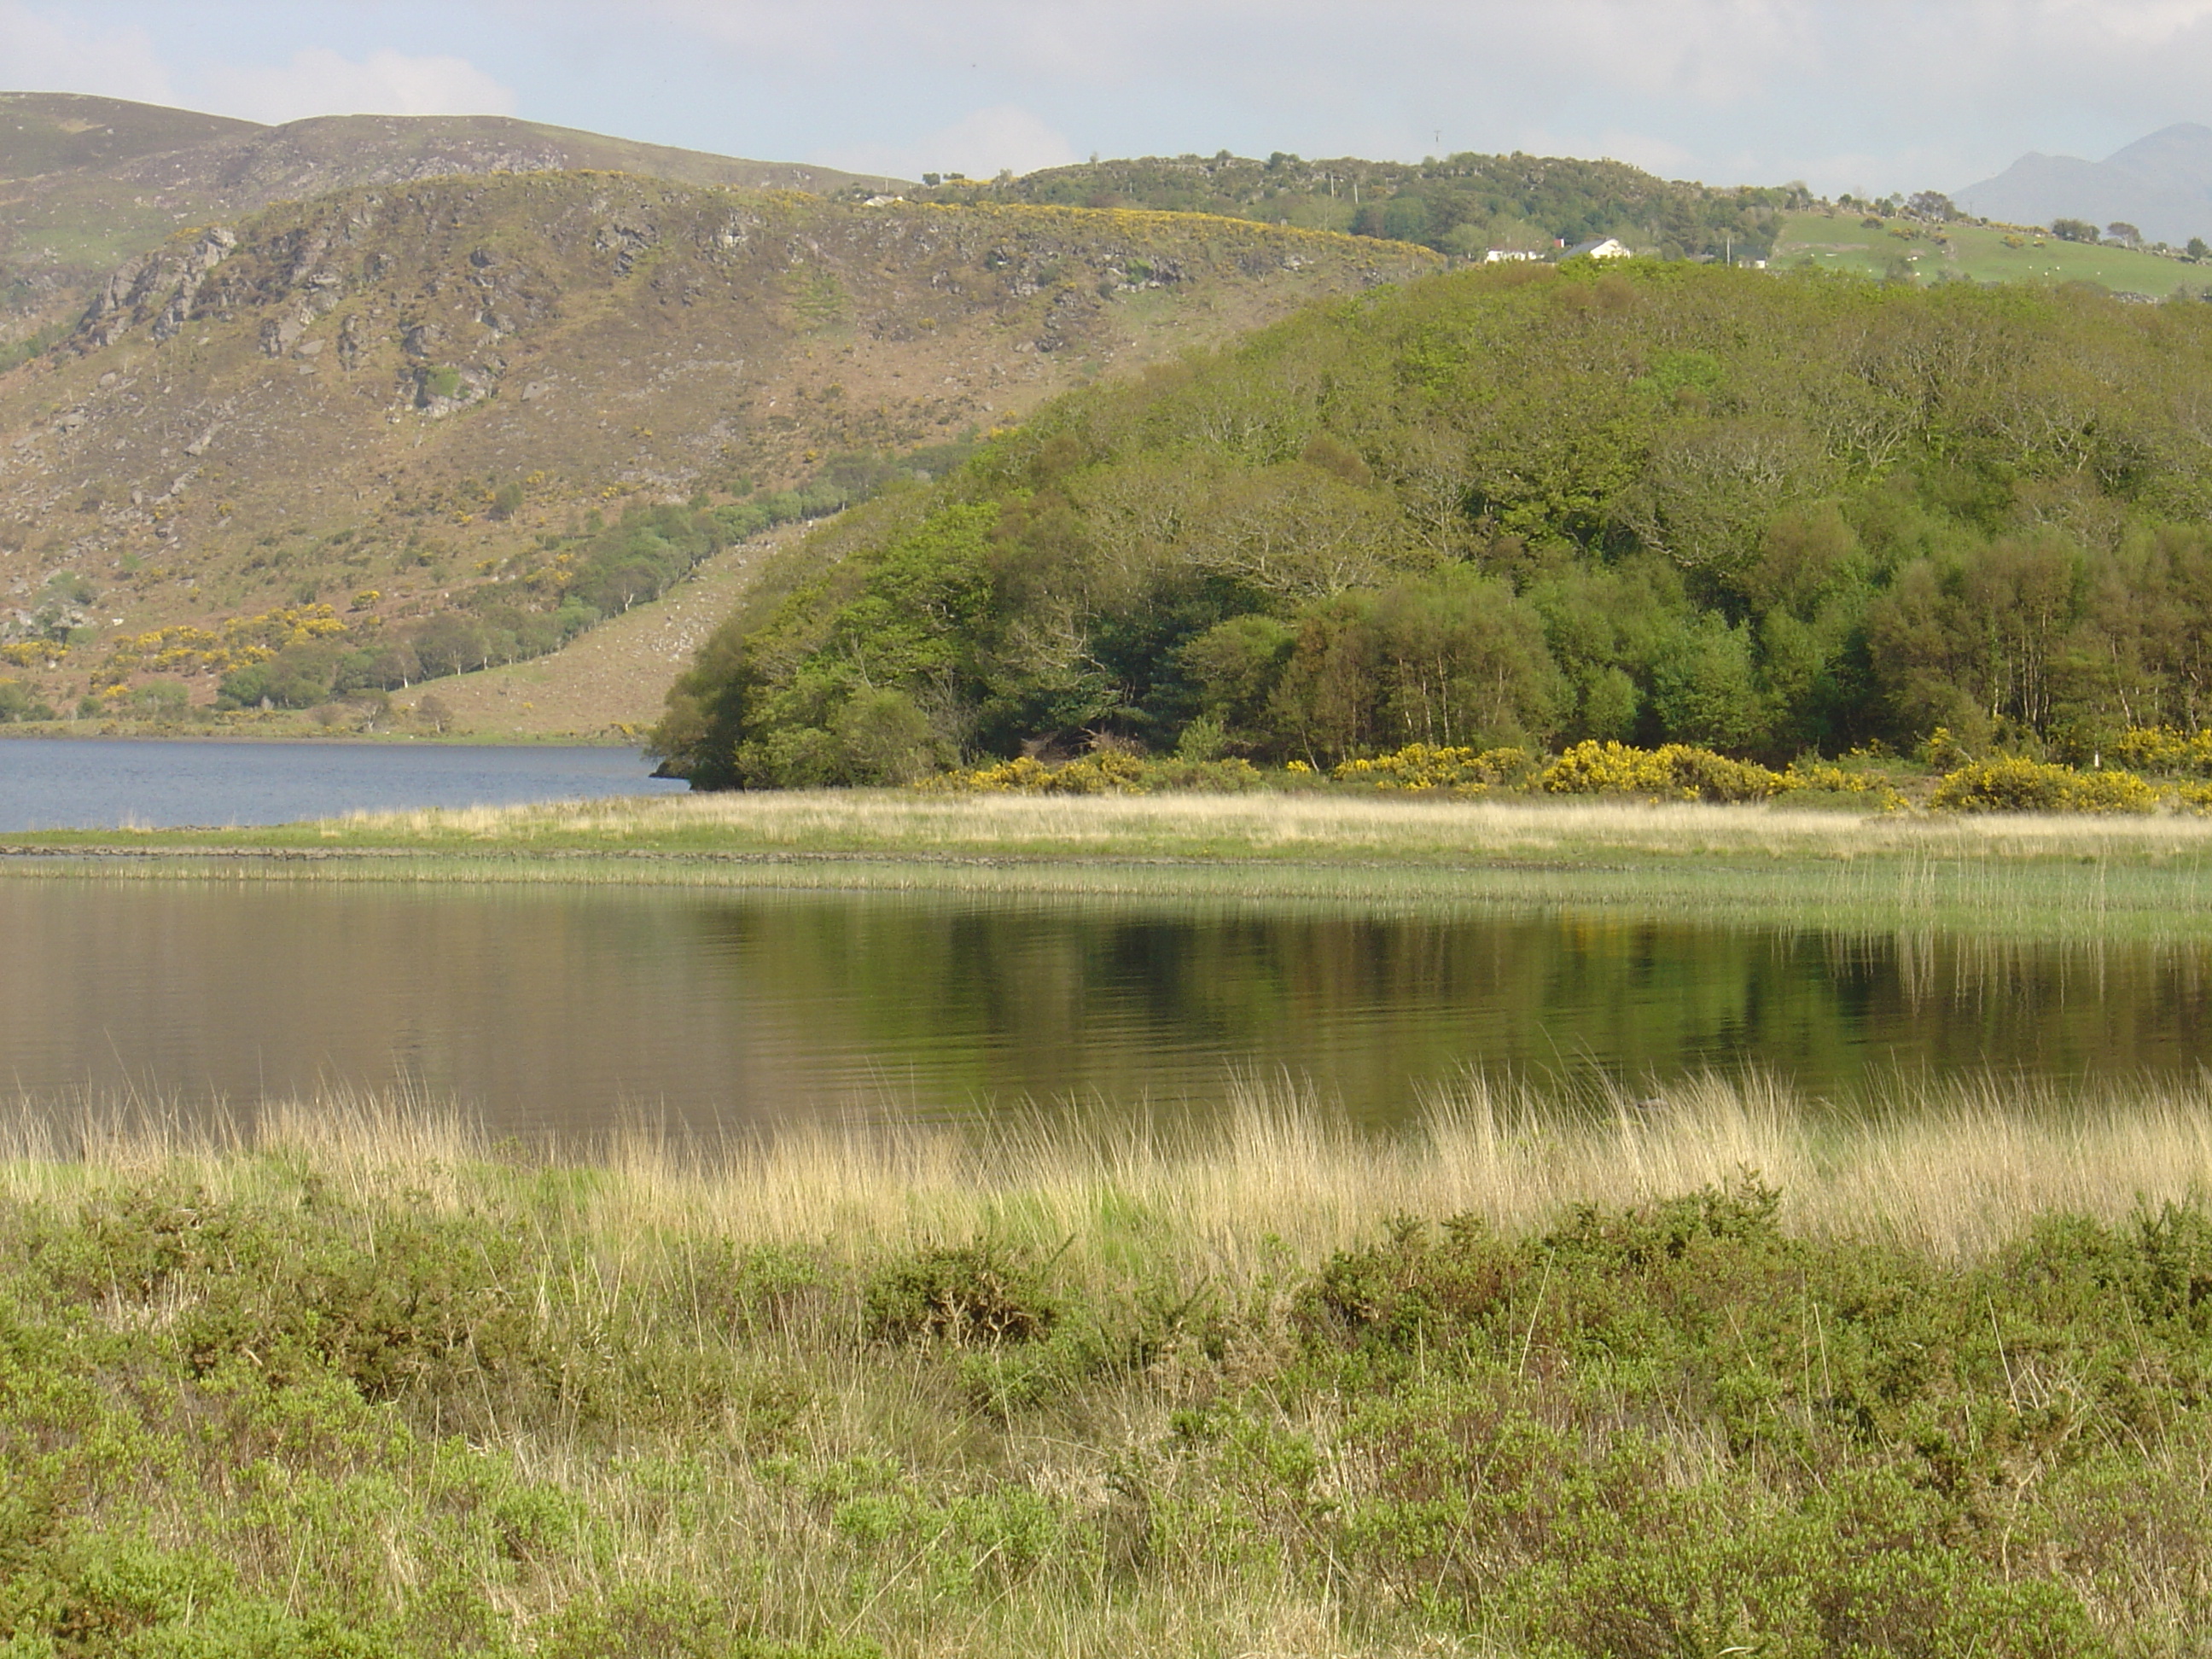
<box><xmin>10</xmin><ymin>1069</ymin><xmax>2209</xmax><ymax>1271</ymax></box>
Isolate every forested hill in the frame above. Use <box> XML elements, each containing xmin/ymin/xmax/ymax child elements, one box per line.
<box><xmin>653</xmin><ymin>259</ymin><xmax>2212</xmax><ymax>786</ymax></box>
<box><xmin>916</xmin><ymin>152</ymin><xmax>1810</xmax><ymax>265</ymax></box>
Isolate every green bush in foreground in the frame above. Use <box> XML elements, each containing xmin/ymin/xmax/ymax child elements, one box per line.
<box><xmin>3</xmin><ymin>1153</ymin><xmax>2212</xmax><ymax>1656</ymax></box>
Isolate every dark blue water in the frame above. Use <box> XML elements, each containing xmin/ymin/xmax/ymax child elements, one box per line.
<box><xmin>0</xmin><ymin>738</ymin><xmax>684</xmax><ymax>831</ymax></box>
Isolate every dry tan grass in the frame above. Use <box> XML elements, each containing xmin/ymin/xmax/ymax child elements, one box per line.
<box><xmin>349</xmin><ymin>786</ymin><xmax>2212</xmax><ymax>861</ymax></box>
<box><xmin>11</xmin><ymin>1071</ymin><xmax>2210</xmax><ymax>1272</ymax></box>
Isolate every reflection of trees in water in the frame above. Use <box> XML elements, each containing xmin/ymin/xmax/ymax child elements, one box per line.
<box><xmin>24</xmin><ymin>881</ymin><xmax>2210</xmax><ymax>1137</ymax></box>
<box><xmin>682</xmin><ymin>894</ymin><xmax>2212</xmax><ymax>1115</ymax></box>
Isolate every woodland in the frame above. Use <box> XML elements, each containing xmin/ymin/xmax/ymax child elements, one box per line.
<box><xmin>654</xmin><ymin>258</ymin><xmax>2212</xmax><ymax>787</ymax></box>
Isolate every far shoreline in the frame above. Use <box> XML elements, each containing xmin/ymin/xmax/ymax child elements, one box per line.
<box><xmin>6</xmin><ymin>789</ymin><xmax>2211</xmax><ymax>945</ymax></box>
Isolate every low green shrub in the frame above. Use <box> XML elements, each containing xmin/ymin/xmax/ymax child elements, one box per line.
<box><xmin>862</xmin><ymin>1241</ymin><xmax>1060</xmax><ymax>1346</ymax></box>
<box><xmin>10</xmin><ymin>1156</ymin><xmax>2212</xmax><ymax>1655</ymax></box>
<box><xmin>0</xmin><ymin>678</ymin><xmax>56</xmax><ymax>722</ymax></box>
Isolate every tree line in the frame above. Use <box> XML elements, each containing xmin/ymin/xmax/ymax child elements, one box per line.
<box><xmin>653</xmin><ymin>259</ymin><xmax>2212</xmax><ymax>787</ymax></box>
<box><xmin>915</xmin><ymin>150</ymin><xmax>1802</xmax><ymax>265</ymax></box>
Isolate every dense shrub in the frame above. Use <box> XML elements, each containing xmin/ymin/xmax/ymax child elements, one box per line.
<box><xmin>923</xmin><ymin>749</ymin><xmax>1266</xmax><ymax>794</ymax></box>
<box><xmin>863</xmin><ymin>1242</ymin><xmax>1060</xmax><ymax>1347</ymax></box>
<box><xmin>2113</xmin><ymin>725</ymin><xmax>2212</xmax><ymax>776</ymax></box>
<box><xmin>1930</xmin><ymin>757</ymin><xmax>2160</xmax><ymax>813</ymax></box>
<box><xmin>10</xmin><ymin>1160</ymin><xmax>2212</xmax><ymax>1654</ymax></box>
<box><xmin>1537</xmin><ymin>739</ymin><xmax>1789</xmax><ymax>801</ymax></box>
<box><xmin>1333</xmin><ymin>742</ymin><xmax>1534</xmax><ymax>792</ymax></box>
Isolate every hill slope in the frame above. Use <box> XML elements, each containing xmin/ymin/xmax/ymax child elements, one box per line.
<box><xmin>1773</xmin><ymin>208</ymin><xmax>2206</xmax><ymax>296</ymax></box>
<box><xmin>1955</xmin><ymin>124</ymin><xmax>2212</xmax><ymax>247</ymax></box>
<box><xmin>0</xmin><ymin>91</ymin><xmax>907</xmax><ymax>361</ymax></box>
<box><xmin>654</xmin><ymin>259</ymin><xmax>2212</xmax><ymax>784</ymax></box>
<box><xmin>0</xmin><ymin>170</ymin><xmax>1436</xmax><ymax>728</ymax></box>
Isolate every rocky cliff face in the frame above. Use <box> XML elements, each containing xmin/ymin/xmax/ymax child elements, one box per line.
<box><xmin>0</xmin><ymin>92</ymin><xmax>907</xmax><ymax>358</ymax></box>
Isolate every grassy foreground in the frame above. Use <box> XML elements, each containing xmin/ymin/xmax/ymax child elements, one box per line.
<box><xmin>12</xmin><ymin>790</ymin><xmax>2212</xmax><ymax>941</ymax></box>
<box><xmin>6</xmin><ymin>1075</ymin><xmax>2212</xmax><ymax>1656</ymax></box>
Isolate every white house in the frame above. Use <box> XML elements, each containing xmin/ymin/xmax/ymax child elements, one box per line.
<box><xmin>1482</xmin><ymin>247</ymin><xmax>1545</xmax><ymax>263</ymax></box>
<box><xmin>1562</xmin><ymin>236</ymin><xmax>1632</xmax><ymax>260</ymax></box>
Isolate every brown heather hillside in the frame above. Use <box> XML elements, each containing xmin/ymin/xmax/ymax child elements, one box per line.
<box><xmin>1</xmin><ymin>91</ymin><xmax>905</xmax><ymax>360</ymax></box>
<box><xmin>0</xmin><ymin>169</ymin><xmax>1436</xmax><ymax>735</ymax></box>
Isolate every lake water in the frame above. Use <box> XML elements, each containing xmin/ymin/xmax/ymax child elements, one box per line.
<box><xmin>0</xmin><ymin>738</ymin><xmax>682</xmax><ymax>831</ymax></box>
<box><xmin>3</xmin><ymin>876</ymin><xmax>2204</xmax><ymax>1134</ymax></box>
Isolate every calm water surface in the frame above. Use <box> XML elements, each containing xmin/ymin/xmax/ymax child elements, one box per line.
<box><xmin>0</xmin><ymin>738</ymin><xmax>681</xmax><ymax>831</ymax></box>
<box><xmin>3</xmin><ymin>877</ymin><xmax>2204</xmax><ymax>1133</ymax></box>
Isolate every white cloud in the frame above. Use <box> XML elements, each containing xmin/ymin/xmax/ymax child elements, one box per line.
<box><xmin>20</xmin><ymin>0</ymin><xmax>2211</xmax><ymax>201</ymax></box>
<box><xmin>610</xmin><ymin>0</ymin><xmax>2212</xmax><ymax>191</ymax></box>
<box><xmin>818</xmin><ymin>104</ymin><xmax>1079</xmax><ymax>181</ymax></box>
<box><xmin>197</xmin><ymin>47</ymin><xmax>515</xmax><ymax>125</ymax></box>
<box><xmin>0</xmin><ymin>1</ymin><xmax>174</xmax><ymax>103</ymax></box>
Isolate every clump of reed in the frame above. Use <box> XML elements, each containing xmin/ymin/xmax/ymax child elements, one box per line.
<box><xmin>10</xmin><ymin>1068</ymin><xmax>2211</xmax><ymax>1268</ymax></box>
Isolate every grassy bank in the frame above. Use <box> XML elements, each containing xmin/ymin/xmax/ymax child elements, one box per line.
<box><xmin>5</xmin><ymin>1075</ymin><xmax>2212</xmax><ymax>1656</ymax></box>
<box><xmin>11</xmin><ymin>791</ymin><xmax>2212</xmax><ymax>941</ymax></box>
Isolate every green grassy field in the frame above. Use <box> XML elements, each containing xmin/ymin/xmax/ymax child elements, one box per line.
<box><xmin>1774</xmin><ymin>208</ymin><xmax>2207</xmax><ymax>295</ymax></box>
<box><xmin>9</xmin><ymin>790</ymin><xmax>2212</xmax><ymax>943</ymax></box>
<box><xmin>4</xmin><ymin>1074</ymin><xmax>2212</xmax><ymax>1656</ymax></box>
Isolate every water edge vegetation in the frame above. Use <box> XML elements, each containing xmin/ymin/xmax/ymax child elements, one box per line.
<box><xmin>9</xmin><ymin>790</ymin><xmax>2212</xmax><ymax>944</ymax></box>
<box><xmin>5</xmin><ymin>1074</ymin><xmax>2212</xmax><ymax>1656</ymax></box>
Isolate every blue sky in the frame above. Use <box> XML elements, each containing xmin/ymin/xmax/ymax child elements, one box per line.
<box><xmin>6</xmin><ymin>1</ymin><xmax>2212</xmax><ymax>195</ymax></box>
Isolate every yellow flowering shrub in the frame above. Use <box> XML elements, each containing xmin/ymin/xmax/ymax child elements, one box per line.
<box><xmin>1930</xmin><ymin>757</ymin><xmax>2158</xmax><ymax>813</ymax></box>
<box><xmin>1536</xmin><ymin>742</ymin><xmax>1787</xmax><ymax>802</ymax></box>
<box><xmin>1778</xmin><ymin>762</ymin><xmax>1908</xmax><ymax>811</ymax></box>
<box><xmin>0</xmin><ymin>641</ymin><xmax>67</xmax><ymax>668</ymax></box>
<box><xmin>98</xmin><ymin>605</ymin><xmax>348</xmax><ymax>678</ymax></box>
<box><xmin>2113</xmin><ymin>726</ymin><xmax>2212</xmax><ymax>777</ymax></box>
<box><xmin>1333</xmin><ymin>743</ymin><xmax>1534</xmax><ymax>794</ymax></box>
<box><xmin>922</xmin><ymin>751</ymin><xmax>1263</xmax><ymax>795</ymax></box>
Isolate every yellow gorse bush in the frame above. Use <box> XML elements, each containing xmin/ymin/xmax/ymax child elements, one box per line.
<box><xmin>1536</xmin><ymin>741</ymin><xmax>1789</xmax><ymax>803</ymax></box>
<box><xmin>1333</xmin><ymin>743</ymin><xmax>1533</xmax><ymax>794</ymax></box>
<box><xmin>1778</xmin><ymin>762</ymin><xmax>1909</xmax><ymax>810</ymax></box>
<box><xmin>1930</xmin><ymin>757</ymin><xmax>2161</xmax><ymax>814</ymax></box>
<box><xmin>97</xmin><ymin>604</ymin><xmax>350</xmax><ymax>681</ymax></box>
<box><xmin>2113</xmin><ymin>726</ymin><xmax>2212</xmax><ymax>777</ymax></box>
<box><xmin>0</xmin><ymin>641</ymin><xmax>67</xmax><ymax>668</ymax></box>
<box><xmin>909</xmin><ymin>739</ymin><xmax>2212</xmax><ymax>816</ymax></box>
<box><xmin>923</xmin><ymin>751</ymin><xmax>1264</xmax><ymax>795</ymax></box>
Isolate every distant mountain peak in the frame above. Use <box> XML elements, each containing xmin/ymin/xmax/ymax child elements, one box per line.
<box><xmin>2104</xmin><ymin>123</ymin><xmax>2212</xmax><ymax>194</ymax></box>
<box><xmin>1955</xmin><ymin>124</ymin><xmax>2212</xmax><ymax>245</ymax></box>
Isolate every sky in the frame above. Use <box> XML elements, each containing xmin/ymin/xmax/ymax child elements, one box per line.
<box><xmin>5</xmin><ymin>1</ymin><xmax>2212</xmax><ymax>195</ymax></box>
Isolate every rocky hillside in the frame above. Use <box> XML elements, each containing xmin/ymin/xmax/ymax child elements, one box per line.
<box><xmin>0</xmin><ymin>169</ymin><xmax>1435</xmax><ymax>731</ymax></box>
<box><xmin>1</xmin><ymin>91</ymin><xmax>905</xmax><ymax>363</ymax></box>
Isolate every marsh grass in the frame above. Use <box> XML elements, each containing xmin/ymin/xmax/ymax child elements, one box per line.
<box><xmin>13</xmin><ymin>791</ymin><xmax>2212</xmax><ymax>940</ymax></box>
<box><xmin>9</xmin><ymin>1074</ymin><xmax>2212</xmax><ymax>1653</ymax></box>
<box><xmin>12</xmin><ymin>1068</ymin><xmax>2210</xmax><ymax>1270</ymax></box>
